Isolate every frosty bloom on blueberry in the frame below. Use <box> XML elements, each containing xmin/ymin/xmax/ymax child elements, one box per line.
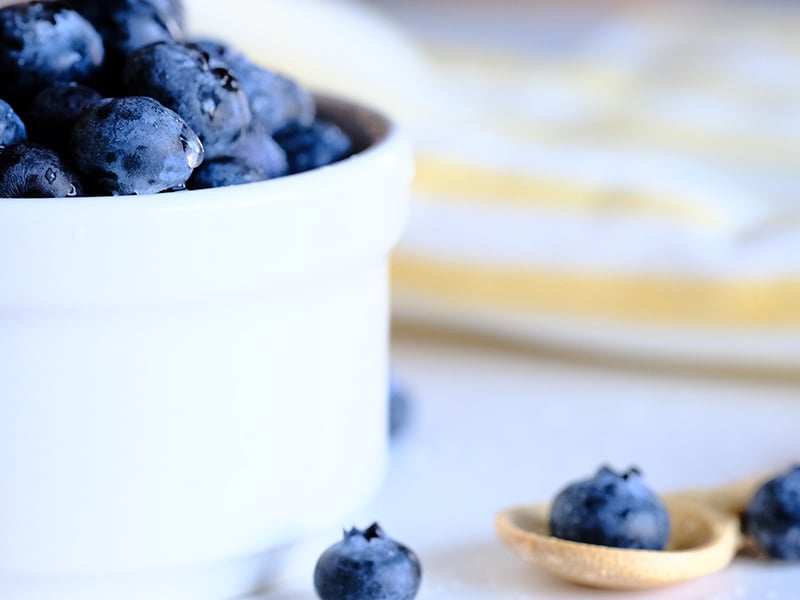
<box><xmin>549</xmin><ymin>466</ymin><xmax>671</xmax><ymax>550</ymax></box>
<box><xmin>0</xmin><ymin>0</ymin><xmax>354</xmax><ymax>198</ymax></box>
<box><xmin>122</xmin><ymin>40</ymin><xmax>252</xmax><ymax>159</ymax></box>
<box><xmin>195</xmin><ymin>39</ymin><xmax>316</xmax><ymax>135</ymax></box>
<box><xmin>187</xmin><ymin>131</ymin><xmax>287</xmax><ymax>190</ymax></box>
<box><xmin>71</xmin><ymin>96</ymin><xmax>203</xmax><ymax>195</ymax></box>
<box><xmin>26</xmin><ymin>83</ymin><xmax>103</xmax><ymax>154</ymax></box>
<box><xmin>314</xmin><ymin>523</ymin><xmax>422</xmax><ymax>600</ymax></box>
<box><xmin>743</xmin><ymin>465</ymin><xmax>800</xmax><ymax>560</ymax></box>
<box><xmin>70</xmin><ymin>0</ymin><xmax>186</xmax><ymax>74</ymax></box>
<box><xmin>0</xmin><ymin>1</ymin><xmax>104</xmax><ymax>101</ymax></box>
<box><xmin>0</xmin><ymin>143</ymin><xmax>82</xmax><ymax>198</ymax></box>
<box><xmin>0</xmin><ymin>100</ymin><xmax>27</xmax><ymax>148</ymax></box>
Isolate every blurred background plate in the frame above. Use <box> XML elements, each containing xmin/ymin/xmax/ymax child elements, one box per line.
<box><xmin>188</xmin><ymin>0</ymin><xmax>800</xmax><ymax>372</ymax></box>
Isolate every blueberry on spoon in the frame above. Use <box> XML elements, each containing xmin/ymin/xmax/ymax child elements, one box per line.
<box><xmin>743</xmin><ymin>465</ymin><xmax>800</xmax><ymax>559</ymax></box>
<box><xmin>549</xmin><ymin>466</ymin><xmax>671</xmax><ymax>550</ymax></box>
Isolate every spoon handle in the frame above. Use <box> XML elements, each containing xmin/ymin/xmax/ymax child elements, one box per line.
<box><xmin>665</xmin><ymin>475</ymin><xmax>768</xmax><ymax>516</ymax></box>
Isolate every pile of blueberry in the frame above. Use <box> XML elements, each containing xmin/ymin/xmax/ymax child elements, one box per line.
<box><xmin>0</xmin><ymin>0</ymin><xmax>352</xmax><ymax>197</ymax></box>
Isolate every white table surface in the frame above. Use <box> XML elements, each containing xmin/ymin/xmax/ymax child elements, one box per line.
<box><xmin>266</xmin><ymin>328</ymin><xmax>800</xmax><ymax>599</ymax></box>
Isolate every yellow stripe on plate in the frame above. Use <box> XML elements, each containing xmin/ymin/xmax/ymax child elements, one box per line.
<box><xmin>392</xmin><ymin>254</ymin><xmax>800</xmax><ymax>327</ymax></box>
<box><xmin>414</xmin><ymin>156</ymin><xmax>723</xmax><ymax>227</ymax></box>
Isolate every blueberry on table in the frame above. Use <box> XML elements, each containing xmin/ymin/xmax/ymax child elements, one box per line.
<box><xmin>549</xmin><ymin>466</ymin><xmax>671</xmax><ymax>550</ymax></box>
<box><xmin>274</xmin><ymin>120</ymin><xmax>353</xmax><ymax>175</ymax></box>
<box><xmin>0</xmin><ymin>1</ymin><xmax>104</xmax><ymax>100</ymax></box>
<box><xmin>187</xmin><ymin>131</ymin><xmax>287</xmax><ymax>189</ymax></box>
<box><xmin>743</xmin><ymin>465</ymin><xmax>800</xmax><ymax>560</ymax></box>
<box><xmin>194</xmin><ymin>39</ymin><xmax>316</xmax><ymax>135</ymax></box>
<box><xmin>389</xmin><ymin>373</ymin><xmax>412</xmax><ymax>439</ymax></box>
<box><xmin>26</xmin><ymin>83</ymin><xmax>102</xmax><ymax>154</ymax></box>
<box><xmin>0</xmin><ymin>99</ymin><xmax>27</xmax><ymax>148</ymax></box>
<box><xmin>314</xmin><ymin>523</ymin><xmax>422</xmax><ymax>600</ymax></box>
<box><xmin>122</xmin><ymin>41</ymin><xmax>252</xmax><ymax>159</ymax></box>
<box><xmin>71</xmin><ymin>96</ymin><xmax>203</xmax><ymax>196</ymax></box>
<box><xmin>0</xmin><ymin>143</ymin><xmax>82</xmax><ymax>198</ymax></box>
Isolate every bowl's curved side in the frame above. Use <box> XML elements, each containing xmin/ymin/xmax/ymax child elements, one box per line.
<box><xmin>0</xmin><ymin>96</ymin><xmax>413</xmax><ymax>599</ymax></box>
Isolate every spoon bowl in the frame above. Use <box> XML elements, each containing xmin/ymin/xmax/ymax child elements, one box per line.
<box><xmin>495</xmin><ymin>496</ymin><xmax>741</xmax><ymax>589</ymax></box>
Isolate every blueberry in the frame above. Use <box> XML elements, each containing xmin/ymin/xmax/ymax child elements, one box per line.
<box><xmin>0</xmin><ymin>142</ymin><xmax>82</xmax><ymax>198</ymax></box>
<box><xmin>71</xmin><ymin>96</ymin><xmax>203</xmax><ymax>196</ymax></box>
<box><xmin>389</xmin><ymin>373</ymin><xmax>412</xmax><ymax>439</ymax></box>
<box><xmin>314</xmin><ymin>523</ymin><xmax>422</xmax><ymax>600</ymax></box>
<box><xmin>0</xmin><ymin>1</ymin><xmax>104</xmax><ymax>101</ymax></box>
<box><xmin>549</xmin><ymin>466</ymin><xmax>671</xmax><ymax>550</ymax></box>
<box><xmin>122</xmin><ymin>41</ymin><xmax>251</xmax><ymax>159</ymax></box>
<box><xmin>194</xmin><ymin>39</ymin><xmax>315</xmax><ymax>135</ymax></box>
<box><xmin>743</xmin><ymin>466</ymin><xmax>800</xmax><ymax>560</ymax></box>
<box><xmin>0</xmin><ymin>99</ymin><xmax>27</xmax><ymax>148</ymax></box>
<box><xmin>25</xmin><ymin>83</ymin><xmax>102</xmax><ymax>154</ymax></box>
<box><xmin>71</xmin><ymin>0</ymin><xmax>184</xmax><ymax>71</ymax></box>
<box><xmin>187</xmin><ymin>131</ymin><xmax>287</xmax><ymax>189</ymax></box>
<box><xmin>274</xmin><ymin>120</ymin><xmax>352</xmax><ymax>175</ymax></box>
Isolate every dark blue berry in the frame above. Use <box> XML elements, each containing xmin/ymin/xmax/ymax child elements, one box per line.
<box><xmin>122</xmin><ymin>41</ymin><xmax>251</xmax><ymax>159</ymax></box>
<box><xmin>744</xmin><ymin>466</ymin><xmax>800</xmax><ymax>560</ymax></box>
<box><xmin>389</xmin><ymin>373</ymin><xmax>412</xmax><ymax>439</ymax></box>
<box><xmin>0</xmin><ymin>1</ymin><xmax>104</xmax><ymax>101</ymax></box>
<box><xmin>71</xmin><ymin>96</ymin><xmax>203</xmax><ymax>196</ymax></box>
<box><xmin>0</xmin><ymin>142</ymin><xmax>82</xmax><ymax>198</ymax></box>
<box><xmin>274</xmin><ymin>120</ymin><xmax>352</xmax><ymax>175</ymax></box>
<box><xmin>0</xmin><ymin>99</ymin><xmax>27</xmax><ymax>147</ymax></box>
<box><xmin>549</xmin><ymin>466</ymin><xmax>671</xmax><ymax>550</ymax></box>
<box><xmin>26</xmin><ymin>83</ymin><xmax>102</xmax><ymax>154</ymax></box>
<box><xmin>187</xmin><ymin>131</ymin><xmax>287</xmax><ymax>189</ymax></box>
<box><xmin>194</xmin><ymin>39</ymin><xmax>315</xmax><ymax>135</ymax></box>
<box><xmin>314</xmin><ymin>523</ymin><xmax>421</xmax><ymax>600</ymax></box>
<box><xmin>71</xmin><ymin>0</ymin><xmax>184</xmax><ymax>69</ymax></box>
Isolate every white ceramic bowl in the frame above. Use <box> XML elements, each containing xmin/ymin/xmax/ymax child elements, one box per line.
<box><xmin>0</xmin><ymin>96</ymin><xmax>413</xmax><ymax>600</ymax></box>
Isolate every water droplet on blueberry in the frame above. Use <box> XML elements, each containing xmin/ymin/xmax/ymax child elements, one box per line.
<box><xmin>180</xmin><ymin>130</ymin><xmax>204</xmax><ymax>169</ymax></box>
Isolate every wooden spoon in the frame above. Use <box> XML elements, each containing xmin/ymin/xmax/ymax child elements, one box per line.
<box><xmin>495</xmin><ymin>476</ymin><xmax>766</xmax><ymax>590</ymax></box>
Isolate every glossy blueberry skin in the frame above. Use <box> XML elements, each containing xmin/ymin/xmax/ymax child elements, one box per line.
<box><xmin>71</xmin><ymin>96</ymin><xmax>203</xmax><ymax>196</ymax></box>
<box><xmin>194</xmin><ymin>39</ymin><xmax>315</xmax><ymax>135</ymax></box>
<box><xmin>314</xmin><ymin>523</ymin><xmax>422</xmax><ymax>600</ymax></box>
<box><xmin>744</xmin><ymin>466</ymin><xmax>800</xmax><ymax>560</ymax></box>
<box><xmin>274</xmin><ymin>120</ymin><xmax>352</xmax><ymax>175</ymax></box>
<box><xmin>0</xmin><ymin>1</ymin><xmax>104</xmax><ymax>101</ymax></box>
<box><xmin>26</xmin><ymin>83</ymin><xmax>102</xmax><ymax>154</ymax></box>
<box><xmin>549</xmin><ymin>466</ymin><xmax>671</xmax><ymax>550</ymax></box>
<box><xmin>71</xmin><ymin>0</ymin><xmax>184</xmax><ymax>71</ymax></box>
<box><xmin>0</xmin><ymin>142</ymin><xmax>82</xmax><ymax>198</ymax></box>
<box><xmin>187</xmin><ymin>131</ymin><xmax>287</xmax><ymax>189</ymax></box>
<box><xmin>122</xmin><ymin>41</ymin><xmax>251</xmax><ymax>159</ymax></box>
<box><xmin>0</xmin><ymin>99</ymin><xmax>27</xmax><ymax>148</ymax></box>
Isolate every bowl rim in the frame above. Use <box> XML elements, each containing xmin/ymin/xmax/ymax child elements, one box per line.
<box><xmin>0</xmin><ymin>92</ymin><xmax>414</xmax><ymax>307</ymax></box>
<box><xmin>0</xmin><ymin>92</ymin><xmax>397</xmax><ymax>207</ymax></box>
